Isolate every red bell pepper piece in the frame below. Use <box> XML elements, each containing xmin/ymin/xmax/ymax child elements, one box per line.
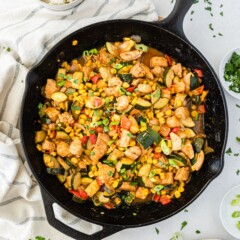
<box><xmin>191</xmin><ymin>85</ymin><xmax>204</xmax><ymax>96</ymax></box>
<box><xmin>103</xmin><ymin>202</ymin><xmax>115</xmax><ymax>209</ymax></box>
<box><xmin>81</xmin><ymin>135</ymin><xmax>88</xmax><ymax>144</ymax></box>
<box><xmin>96</xmin><ymin>177</ymin><xmax>104</xmax><ymax>186</ymax></box>
<box><xmin>171</xmin><ymin>127</ymin><xmax>180</xmax><ymax>133</ymax></box>
<box><xmin>165</xmin><ymin>54</ymin><xmax>172</xmax><ymax>66</ymax></box>
<box><xmin>159</xmin><ymin>195</ymin><xmax>171</xmax><ymax>205</ymax></box>
<box><xmin>95</xmin><ymin>126</ymin><xmax>104</xmax><ymax>133</ymax></box>
<box><xmin>198</xmin><ymin>104</ymin><xmax>206</xmax><ymax>114</ymax></box>
<box><xmin>126</xmin><ymin>86</ymin><xmax>135</xmax><ymax>93</ymax></box>
<box><xmin>90</xmin><ymin>74</ymin><xmax>101</xmax><ymax>84</ymax></box>
<box><xmin>154</xmin><ymin>152</ymin><xmax>161</xmax><ymax>159</ymax></box>
<box><xmin>69</xmin><ymin>189</ymin><xmax>88</xmax><ymax>200</ymax></box>
<box><xmin>153</xmin><ymin>193</ymin><xmax>160</xmax><ymax>202</ymax></box>
<box><xmin>94</xmin><ymin>97</ymin><xmax>102</xmax><ymax>107</ymax></box>
<box><xmin>194</xmin><ymin>69</ymin><xmax>203</xmax><ymax>78</ymax></box>
<box><xmin>120</xmin><ymin>115</ymin><xmax>132</xmax><ymax>130</ymax></box>
<box><xmin>89</xmin><ymin>134</ymin><xmax>97</xmax><ymax>144</ymax></box>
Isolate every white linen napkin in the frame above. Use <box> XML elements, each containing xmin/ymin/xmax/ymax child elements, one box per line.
<box><xmin>0</xmin><ymin>0</ymin><xmax>158</xmax><ymax>239</ymax></box>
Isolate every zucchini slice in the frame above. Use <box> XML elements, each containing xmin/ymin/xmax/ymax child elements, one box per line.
<box><xmin>118</xmin><ymin>73</ymin><xmax>133</xmax><ymax>84</ymax></box>
<box><xmin>64</xmin><ymin>157</ymin><xmax>77</xmax><ymax>169</ymax></box>
<box><xmin>81</xmin><ymin>177</ymin><xmax>94</xmax><ymax>186</ymax></box>
<box><xmin>134</xmin><ymin>98</ymin><xmax>151</xmax><ymax>110</ymax></box>
<box><xmin>160</xmin><ymin>140</ymin><xmax>171</xmax><ymax>155</ymax></box>
<box><xmin>43</xmin><ymin>154</ymin><xmax>60</xmax><ymax>168</ymax></box>
<box><xmin>72</xmin><ymin>195</ymin><xmax>86</xmax><ymax>204</ymax></box>
<box><xmin>35</xmin><ymin>131</ymin><xmax>46</xmax><ymax>143</ymax></box>
<box><xmin>163</xmin><ymin>67</ymin><xmax>174</xmax><ymax>88</ymax></box>
<box><xmin>138</xmin><ymin>164</ymin><xmax>151</xmax><ymax>177</ymax></box>
<box><xmin>118</xmin><ymin>105</ymin><xmax>133</xmax><ymax>114</ymax></box>
<box><xmin>136</xmin><ymin>131</ymin><xmax>155</xmax><ymax>149</ymax></box>
<box><xmin>147</xmin><ymin>127</ymin><xmax>162</xmax><ymax>145</ymax></box>
<box><xmin>106</xmin><ymin>42</ymin><xmax>118</xmax><ymax>56</ymax></box>
<box><xmin>46</xmin><ymin>168</ymin><xmax>65</xmax><ymax>175</ymax></box>
<box><xmin>193</xmin><ymin>138</ymin><xmax>204</xmax><ymax>153</ymax></box>
<box><xmin>190</xmin><ymin>76</ymin><xmax>199</xmax><ymax>91</ymax></box>
<box><xmin>103</xmin><ymin>185</ymin><xmax>116</xmax><ymax>197</ymax></box>
<box><xmin>168</xmin><ymin>154</ymin><xmax>186</xmax><ymax>166</ymax></box>
<box><xmin>151</xmin><ymin>89</ymin><xmax>161</xmax><ymax>104</ymax></box>
<box><xmin>57</xmin><ymin>171</ymin><xmax>68</xmax><ymax>183</ymax></box>
<box><xmin>153</xmin><ymin>98</ymin><xmax>169</xmax><ymax>109</ymax></box>
<box><xmin>71</xmin><ymin>172</ymin><xmax>81</xmax><ymax>190</ymax></box>
<box><xmin>85</xmin><ymin>180</ymin><xmax>101</xmax><ymax>197</ymax></box>
<box><xmin>121</xmin><ymin>157</ymin><xmax>135</xmax><ymax>169</ymax></box>
<box><xmin>57</xmin><ymin>156</ymin><xmax>70</xmax><ymax>171</ymax></box>
<box><xmin>55</xmin><ymin>131</ymin><xmax>70</xmax><ymax>140</ymax></box>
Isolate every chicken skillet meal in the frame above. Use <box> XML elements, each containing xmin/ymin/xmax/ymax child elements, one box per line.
<box><xmin>35</xmin><ymin>36</ymin><xmax>211</xmax><ymax>209</ymax></box>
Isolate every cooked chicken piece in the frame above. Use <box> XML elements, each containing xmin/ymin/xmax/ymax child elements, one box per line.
<box><xmin>181</xmin><ymin>139</ymin><xmax>194</xmax><ymax>159</ymax></box>
<box><xmin>81</xmin><ymin>66</ymin><xmax>92</xmax><ymax>78</ymax></box>
<box><xmin>99</xmin><ymin>67</ymin><xmax>112</xmax><ymax>81</ymax></box>
<box><xmin>85</xmin><ymin>180</ymin><xmax>100</xmax><ymax>197</ymax></box>
<box><xmin>98</xmin><ymin>163</ymin><xmax>115</xmax><ymax>184</ymax></box>
<box><xmin>120</xmin><ymin>50</ymin><xmax>143</xmax><ymax>61</ymax></box>
<box><xmin>183</xmin><ymin>72</ymin><xmax>193</xmax><ymax>93</ymax></box>
<box><xmin>70</xmin><ymin>139</ymin><xmax>83</xmax><ymax>157</ymax></box>
<box><xmin>192</xmin><ymin>150</ymin><xmax>205</xmax><ymax>171</ymax></box>
<box><xmin>119</xmin><ymin>182</ymin><xmax>137</xmax><ymax>191</ymax></box>
<box><xmin>58</xmin><ymin>112</ymin><xmax>75</xmax><ymax>125</ymax></box>
<box><xmin>138</xmin><ymin>84</ymin><xmax>153</xmax><ymax>94</ymax></box>
<box><xmin>45</xmin><ymin>107</ymin><xmax>60</xmax><ymax>122</ymax></box>
<box><xmin>131</xmin><ymin>78</ymin><xmax>141</xmax><ymax>86</ymax></box>
<box><xmin>45</xmin><ymin>79</ymin><xmax>59</xmax><ymax>99</ymax></box>
<box><xmin>99</xmin><ymin>49</ymin><xmax>114</xmax><ymax>65</ymax></box>
<box><xmin>116</xmin><ymin>95</ymin><xmax>129</xmax><ymax>111</ymax></box>
<box><xmin>135</xmin><ymin>187</ymin><xmax>149</xmax><ymax>200</ymax></box>
<box><xmin>157</xmin><ymin>172</ymin><xmax>174</xmax><ymax>185</ymax></box>
<box><xmin>56</xmin><ymin>141</ymin><xmax>70</xmax><ymax>157</ymax></box>
<box><xmin>151</xmin><ymin>66</ymin><xmax>165</xmax><ymax>77</ymax></box>
<box><xmin>124</xmin><ymin>146</ymin><xmax>142</xmax><ymax>160</ymax></box>
<box><xmin>130</xmin><ymin>62</ymin><xmax>145</xmax><ymax>78</ymax></box>
<box><xmin>149</xmin><ymin>118</ymin><xmax>160</xmax><ymax>127</ymax></box>
<box><xmin>166</xmin><ymin>116</ymin><xmax>180</xmax><ymax>128</ymax></box>
<box><xmin>107</xmin><ymin>149</ymin><xmax>124</xmax><ymax>161</ymax></box>
<box><xmin>42</xmin><ymin>139</ymin><xmax>55</xmax><ymax>152</ymax></box>
<box><xmin>128</xmin><ymin>115</ymin><xmax>139</xmax><ymax>134</ymax></box>
<box><xmin>90</xmin><ymin>133</ymin><xmax>110</xmax><ymax>165</ymax></box>
<box><xmin>173</xmin><ymin>81</ymin><xmax>185</xmax><ymax>93</ymax></box>
<box><xmin>48</xmin><ymin>123</ymin><xmax>57</xmax><ymax>130</ymax></box>
<box><xmin>175</xmin><ymin>107</ymin><xmax>190</xmax><ymax>120</ymax></box>
<box><xmin>181</xmin><ymin>117</ymin><xmax>195</xmax><ymax>128</ymax></box>
<box><xmin>141</xmin><ymin>64</ymin><xmax>154</xmax><ymax>79</ymax></box>
<box><xmin>159</xmin><ymin>124</ymin><xmax>171</xmax><ymax>137</ymax></box>
<box><xmin>150</xmin><ymin>56</ymin><xmax>168</xmax><ymax>68</ymax></box>
<box><xmin>174</xmin><ymin>167</ymin><xmax>190</xmax><ymax>181</ymax></box>
<box><xmin>171</xmin><ymin>63</ymin><xmax>182</xmax><ymax>77</ymax></box>
<box><xmin>170</xmin><ymin>132</ymin><xmax>182</xmax><ymax>151</ymax></box>
<box><xmin>119</xmin><ymin>129</ymin><xmax>131</xmax><ymax>148</ymax></box>
<box><xmin>108</xmin><ymin>77</ymin><xmax>122</xmax><ymax>87</ymax></box>
<box><xmin>105</xmin><ymin>86</ymin><xmax>122</xmax><ymax>97</ymax></box>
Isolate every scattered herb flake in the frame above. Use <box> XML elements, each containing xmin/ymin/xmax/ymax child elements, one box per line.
<box><xmin>232</xmin><ymin>211</ymin><xmax>240</xmax><ymax>218</ymax></box>
<box><xmin>237</xmin><ymin>221</ymin><xmax>240</xmax><ymax>230</ymax></box>
<box><xmin>220</xmin><ymin>4</ymin><xmax>223</xmax><ymax>8</ymax></box>
<box><xmin>205</xmin><ymin>7</ymin><xmax>212</xmax><ymax>11</ymax></box>
<box><xmin>237</xmin><ymin>170</ymin><xmax>240</xmax><ymax>175</ymax></box>
<box><xmin>196</xmin><ymin>230</ymin><xmax>201</xmax><ymax>234</ymax></box>
<box><xmin>236</xmin><ymin>137</ymin><xmax>240</xmax><ymax>142</ymax></box>
<box><xmin>90</xmin><ymin>151</ymin><xmax>95</xmax><ymax>156</ymax></box>
<box><xmin>6</xmin><ymin>47</ymin><xmax>11</xmax><ymax>52</ymax></box>
<box><xmin>234</xmin><ymin>153</ymin><xmax>240</xmax><ymax>157</ymax></box>
<box><xmin>236</xmin><ymin>104</ymin><xmax>240</xmax><ymax>108</ymax></box>
<box><xmin>225</xmin><ymin>148</ymin><xmax>232</xmax><ymax>155</ymax></box>
<box><xmin>193</xmin><ymin>0</ymin><xmax>199</xmax><ymax>3</ymax></box>
<box><xmin>184</xmin><ymin>209</ymin><xmax>188</xmax><ymax>212</ymax></box>
<box><xmin>220</xmin><ymin>11</ymin><xmax>223</xmax><ymax>16</ymax></box>
<box><xmin>218</xmin><ymin>33</ymin><xmax>223</xmax><ymax>36</ymax></box>
<box><xmin>180</xmin><ymin>221</ymin><xmax>188</xmax><ymax>230</ymax></box>
<box><xmin>133</xmin><ymin>212</ymin><xmax>137</xmax><ymax>216</ymax></box>
<box><xmin>237</xmin><ymin>194</ymin><xmax>240</xmax><ymax>198</ymax></box>
<box><xmin>209</xmin><ymin>23</ymin><xmax>214</xmax><ymax>31</ymax></box>
<box><xmin>155</xmin><ymin>227</ymin><xmax>160</xmax><ymax>235</ymax></box>
<box><xmin>231</xmin><ymin>199</ymin><xmax>240</xmax><ymax>206</ymax></box>
<box><xmin>191</xmin><ymin>10</ymin><xmax>194</xmax><ymax>15</ymax></box>
<box><xmin>108</xmin><ymin>171</ymin><xmax>114</xmax><ymax>177</ymax></box>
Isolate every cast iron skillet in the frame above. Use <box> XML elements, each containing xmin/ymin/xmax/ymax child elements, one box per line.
<box><xmin>20</xmin><ymin>0</ymin><xmax>228</xmax><ymax>239</ymax></box>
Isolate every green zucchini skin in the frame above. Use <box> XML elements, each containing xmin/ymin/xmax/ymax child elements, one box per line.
<box><xmin>46</xmin><ymin>168</ymin><xmax>65</xmax><ymax>175</ymax></box>
<box><xmin>136</xmin><ymin>131</ymin><xmax>155</xmax><ymax>149</ymax></box>
<box><xmin>190</xmin><ymin>76</ymin><xmax>199</xmax><ymax>90</ymax></box>
<box><xmin>118</xmin><ymin>73</ymin><xmax>133</xmax><ymax>84</ymax></box>
<box><xmin>134</xmin><ymin>98</ymin><xmax>151</xmax><ymax>110</ymax></box>
<box><xmin>163</xmin><ymin>67</ymin><xmax>174</xmax><ymax>88</ymax></box>
<box><xmin>193</xmin><ymin>138</ymin><xmax>204</xmax><ymax>153</ymax></box>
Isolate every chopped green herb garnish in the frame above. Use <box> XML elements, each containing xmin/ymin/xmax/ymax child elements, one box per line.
<box><xmin>153</xmin><ymin>185</ymin><xmax>164</xmax><ymax>194</ymax></box>
<box><xmin>191</xmin><ymin>10</ymin><xmax>194</xmax><ymax>15</ymax></box>
<box><xmin>231</xmin><ymin>199</ymin><xmax>240</xmax><ymax>206</ymax></box>
<box><xmin>103</xmin><ymin>118</ymin><xmax>109</xmax><ymax>126</ymax></box>
<box><xmin>236</xmin><ymin>194</ymin><xmax>240</xmax><ymax>198</ymax></box>
<box><xmin>155</xmin><ymin>227</ymin><xmax>160</xmax><ymax>235</ymax></box>
<box><xmin>89</xmin><ymin>130</ymin><xmax>95</xmax><ymax>134</ymax></box>
<box><xmin>235</xmin><ymin>153</ymin><xmax>240</xmax><ymax>156</ymax></box>
<box><xmin>109</xmin><ymin>121</ymin><xmax>120</xmax><ymax>126</ymax></box>
<box><xmin>135</xmin><ymin>44</ymin><xmax>148</xmax><ymax>52</ymax></box>
<box><xmin>109</xmin><ymin>58</ymin><xmax>116</xmax><ymax>64</ymax></box>
<box><xmin>90</xmin><ymin>151</ymin><xmax>95</xmax><ymax>156</ymax></box>
<box><xmin>220</xmin><ymin>4</ymin><xmax>223</xmax><ymax>7</ymax></box>
<box><xmin>232</xmin><ymin>211</ymin><xmax>240</xmax><ymax>218</ymax></box>
<box><xmin>220</xmin><ymin>11</ymin><xmax>223</xmax><ymax>16</ymax></box>
<box><xmin>237</xmin><ymin>221</ymin><xmax>240</xmax><ymax>230</ymax></box>
<box><xmin>195</xmin><ymin>230</ymin><xmax>201</xmax><ymax>234</ymax></box>
<box><xmin>73</xmin><ymin>79</ymin><xmax>79</xmax><ymax>84</ymax></box>
<box><xmin>108</xmin><ymin>171</ymin><xmax>114</xmax><ymax>177</ymax></box>
<box><xmin>236</xmin><ymin>104</ymin><xmax>240</xmax><ymax>108</ymax></box>
<box><xmin>130</xmin><ymin>182</ymin><xmax>138</xmax><ymax>186</ymax></box>
<box><xmin>236</xmin><ymin>170</ymin><xmax>240</xmax><ymax>175</ymax></box>
<box><xmin>6</xmin><ymin>47</ymin><xmax>11</xmax><ymax>52</ymax></box>
<box><xmin>224</xmin><ymin>52</ymin><xmax>240</xmax><ymax>93</ymax></box>
<box><xmin>226</xmin><ymin>148</ymin><xmax>232</xmax><ymax>155</ymax></box>
<box><xmin>38</xmin><ymin>103</ymin><xmax>43</xmax><ymax>109</ymax></box>
<box><xmin>83</xmin><ymin>48</ymin><xmax>98</xmax><ymax>56</ymax></box>
<box><xmin>57</xmin><ymin>80</ymin><xmax>66</xmax><ymax>87</ymax></box>
<box><xmin>71</xmin><ymin>106</ymin><xmax>81</xmax><ymax>111</ymax></box>
<box><xmin>209</xmin><ymin>23</ymin><xmax>214</xmax><ymax>31</ymax></box>
<box><xmin>218</xmin><ymin>33</ymin><xmax>223</xmax><ymax>36</ymax></box>
<box><xmin>184</xmin><ymin>209</ymin><xmax>188</xmax><ymax>212</ymax></box>
<box><xmin>127</xmin><ymin>132</ymin><xmax>136</xmax><ymax>138</ymax></box>
<box><xmin>107</xmin><ymin>140</ymin><xmax>115</xmax><ymax>146</ymax></box>
<box><xmin>205</xmin><ymin>7</ymin><xmax>212</xmax><ymax>11</ymax></box>
<box><xmin>104</xmin><ymin>125</ymin><xmax>110</xmax><ymax>132</ymax></box>
<box><xmin>236</xmin><ymin>137</ymin><xmax>240</xmax><ymax>142</ymax></box>
<box><xmin>180</xmin><ymin>221</ymin><xmax>188</xmax><ymax>230</ymax></box>
<box><xmin>133</xmin><ymin>212</ymin><xmax>137</xmax><ymax>216</ymax></box>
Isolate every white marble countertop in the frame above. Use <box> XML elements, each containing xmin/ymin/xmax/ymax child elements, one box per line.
<box><xmin>1</xmin><ymin>1</ymin><xmax>240</xmax><ymax>239</ymax></box>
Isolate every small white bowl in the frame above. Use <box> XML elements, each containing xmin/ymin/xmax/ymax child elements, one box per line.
<box><xmin>219</xmin><ymin>47</ymin><xmax>240</xmax><ymax>100</ymax></box>
<box><xmin>220</xmin><ymin>184</ymin><xmax>240</xmax><ymax>239</ymax></box>
<box><xmin>38</xmin><ymin>0</ymin><xmax>84</xmax><ymax>11</ymax></box>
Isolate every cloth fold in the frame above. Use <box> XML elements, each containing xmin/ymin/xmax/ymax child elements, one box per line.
<box><xmin>0</xmin><ymin>1</ymin><xmax>158</xmax><ymax>239</ymax></box>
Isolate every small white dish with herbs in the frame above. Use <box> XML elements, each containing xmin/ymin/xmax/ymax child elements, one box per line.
<box><xmin>220</xmin><ymin>184</ymin><xmax>240</xmax><ymax>239</ymax></box>
<box><xmin>219</xmin><ymin>47</ymin><xmax>240</xmax><ymax>100</ymax></box>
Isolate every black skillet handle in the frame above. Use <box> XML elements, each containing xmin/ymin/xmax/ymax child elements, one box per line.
<box><xmin>40</xmin><ymin>188</ymin><xmax>125</xmax><ymax>240</ymax></box>
<box><xmin>154</xmin><ymin>0</ymin><xmax>193</xmax><ymax>42</ymax></box>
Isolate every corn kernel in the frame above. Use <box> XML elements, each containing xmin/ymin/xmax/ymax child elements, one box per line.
<box><xmin>85</xmin><ymin>60</ymin><xmax>92</xmax><ymax>67</ymax></box>
<box><xmin>118</xmin><ymin>147</ymin><xmax>125</xmax><ymax>151</ymax></box>
<box><xmin>79</xmin><ymin>84</ymin><xmax>85</xmax><ymax>90</ymax></box>
<box><xmin>129</xmin><ymin>140</ymin><xmax>136</xmax><ymax>147</ymax></box>
<box><xmin>79</xmin><ymin>119</ymin><xmax>86</xmax><ymax>124</ymax></box>
<box><xmin>161</xmin><ymin>190</ymin><xmax>166</xmax><ymax>195</ymax></box>
<box><xmin>152</xmin><ymin>84</ymin><xmax>157</xmax><ymax>90</ymax></box>
<box><xmin>36</xmin><ymin>144</ymin><xmax>42</xmax><ymax>151</ymax></box>
<box><xmin>94</xmin><ymin>92</ymin><xmax>100</xmax><ymax>96</ymax></box>
<box><xmin>174</xmin><ymin>191</ymin><xmax>181</xmax><ymax>198</ymax></box>
<box><xmin>159</xmin><ymin>117</ymin><xmax>165</xmax><ymax>124</ymax></box>
<box><xmin>167</xmin><ymin>140</ymin><xmax>172</xmax><ymax>148</ymax></box>
<box><xmin>169</xmin><ymin>166</ymin><xmax>174</xmax><ymax>171</ymax></box>
<box><xmin>155</xmin><ymin>146</ymin><xmax>162</xmax><ymax>153</ymax></box>
<box><xmin>74</xmin><ymin>110</ymin><xmax>80</xmax><ymax>115</ymax></box>
<box><xmin>88</xmin><ymin>171</ymin><xmax>94</xmax><ymax>178</ymax></box>
<box><xmin>142</xmin><ymin>188</ymin><xmax>149</xmax><ymax>196</ymax></box>
<box><xmin>178</xmin><ymin>186</ymin><xmax>184</xmax><ymax>193</ymax></box>
<box><xmin>160</xmin><ymin>173</ymin><xmax>165</xmax><ymax>179</ymax></box>
<box><xmin>176</xmin><ymin>100</ymin><xmax>182</xmax><ymax>107</ymax></box>
<box><xmin>131</xmin><ymin>97</ymin><xmax>138</xmax><ymax>105</ymax></box>
<box><xmin>85</xmin><ymin>108</ymin><xmax>91</xmax><ymax>116</ymax></box>
<box><xmin>50</xmin><ymin>151</ymin><xmax>57</xmax><ymax>156</ymax></box>
<box><xmin>147</xmin><ymin>112</ymin><xmax>154</xmax><ymax>119</ymax></box>
<box><xmin>101</xmin><ymin>92</ymin><xmax>107</xmax><ymax>97</ymax></box>
<box><xmin>151</xmin><ymin>189</ymin><xmax>156</xmax><ymax>194</ymax></box>
<box><xmin>191</xmin><ymin>110</ymin><xmax>198</xmax><ymax>118</ymax></box>
<box><xmin>80</xmin><ymin>114</ymin><xmax>87</xmax><ymax>120</ymax></box>
<box><xmin>111</xmin><ymin>68</ymin><xmax>117</xmax><ymax>74</ymax></box>
<box><xmin>123</xmin><ymin>82</ymin><xmax>130</xmax><ymax>88</ymax></box>
<box><xmin>152</xmin><ymin>159</ymin><xmax>158</xmax><ymax>164</ymax></box>
<box><xmin>144</xmin><ymin>95</ymin><xmax>151</xmax><ymax>100</ymax></box>
<box><xmin>201</xmin><ymin>90</ymin><xmax>208</xmax><ymax>102</ymax></box>
<box><xmin>65</xmin><ymin>126</ymin><xmax>72</xmax><ymax>133</ymax></box>
<box><xmin>140</xmin><ymin>126</ymin><xmax>147</xmax><ymax>132</ymax></box>
<box><xmin>113</xmin><ymin>133</ymin><xmax>118</xmax><ymax>140</ymax></box>
<box><xmin>156</xmin><ymin>112</ymin><xmax>164</xmax><ymax>118</ymax></box>
<box><xmin>147</xmin><ymin>158</ymin><xmax>152</xmax><ymax>164</ymax></box>
<box><xmin>99</xmin><ymin>89</ymin><xmax>103</xmax><ymax>93</ymax></box>
<box><xmin>71</xmin><ymin>157</ymin><xmax>79</xmax><ymax>165</ymax></box>
<box><xmin>180</xmin><ymin>181</ymin><xmax>185</xmax><ymax>187</ymax></box>
<box><xmin>112</xmin><ymin>114</ymin><xmax>121</xmax><ymax>122</ymax></box>
<box><xmin>85</xmin><ymin>83</ymin><xmax>92</xmax><ymax>88</ymax></box>
<box><xmin>189</xmin><ymin>92</ymin><xmax>193</xmax><ymax>97</ymax></box>
<box><xmin>132</xmin><ymin>93</ymin><xmax>137</xmax><ymax>97</ymax></box>
<box><xmin>158</xmin><ymin>77</ymin><xmax>163</xmax><ymax>83</ymax></box>
<box><xmin>72</xmin><ymin>40</ymin><xmax>78</xmax><ymax>46</ymax></box>
<box><xmin>79</xmin><ymin>89</ymin><xmax>86</xmax><ymax>94</ymax></box>
<box><xmin>91</xmin><ymin>165</ymin><xmax>97</xmax><ymax>172</ymax></box>
<box><xmin>93</xmin><ymin>171</ymin><xmax>99</xmax><ymax>177</ymax></box>
<box><xmin>112</xmin><ymin>180</ymin><xmax>119</xmax><ymax>189</ymax></box>
<box><xmin>165</xmin><ymin>110</ymin><xmax>172</xmax><ymax>116</ymax></box>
